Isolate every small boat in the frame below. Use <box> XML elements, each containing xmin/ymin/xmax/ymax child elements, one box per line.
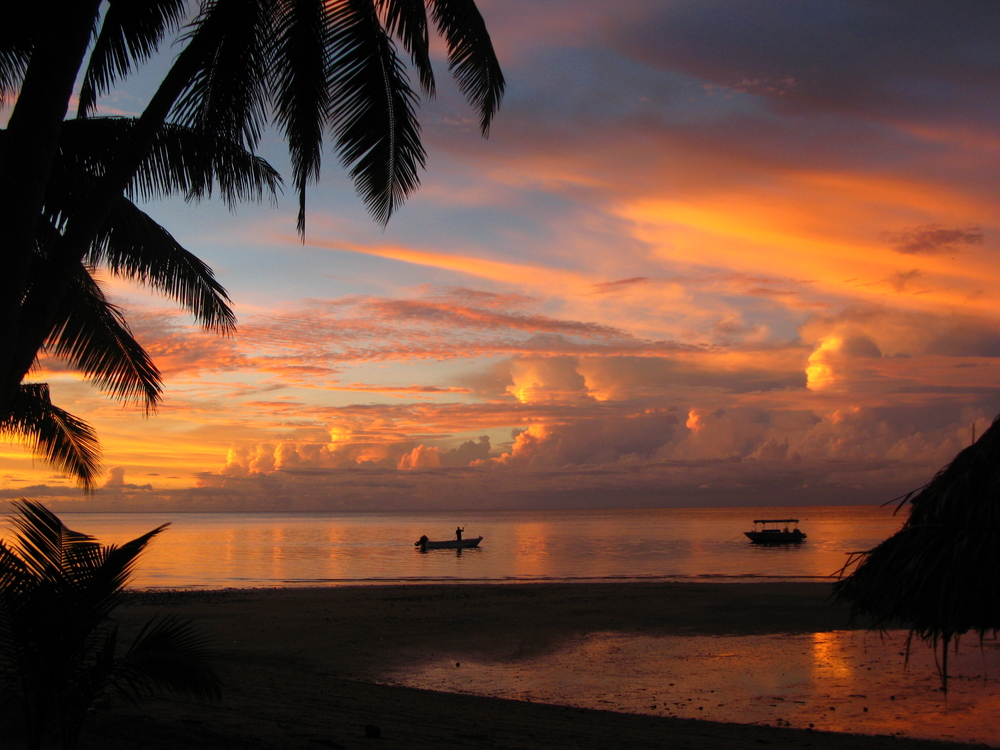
<box><xmin>744</xmin><ymin>519</ymin><xmax>806</xmax><ymax>544</ymax></box>
<box><xmin>414</xmin><ymin>535</ymin><xmax>483</xmax><ymax>551</ymax></box>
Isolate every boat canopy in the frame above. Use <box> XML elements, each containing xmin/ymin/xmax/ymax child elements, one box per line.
<box><xmin>752</xmin><ymin>519</ymin><xmax>799</xmax><ymax>524</ymax></box>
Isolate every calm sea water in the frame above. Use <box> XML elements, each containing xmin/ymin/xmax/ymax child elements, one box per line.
<box><xmin>46</xmin><ymin>505</ymin><xmax>906</xmax><ymax>589</ymax></box>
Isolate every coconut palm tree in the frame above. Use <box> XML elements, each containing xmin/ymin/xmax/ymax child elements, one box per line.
<box><xmin>0</xmin><ymin>0</ymin><xmax>504</xmax><ymax>443</ymax></box>
<box><xmin>0</xmin><ymin>500</ymin><xmax>221</xmax><ymax>750</ymax></box>
<box><xmin>0</xmin><ymin>116</ymin><xmax>282</xmax><ymax>487</ymax></box>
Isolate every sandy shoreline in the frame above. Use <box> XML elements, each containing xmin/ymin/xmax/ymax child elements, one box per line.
<box><xmin>52</xmin><ymin>583</ymin><xmax>997</xmax><ymax>748</ymax></box>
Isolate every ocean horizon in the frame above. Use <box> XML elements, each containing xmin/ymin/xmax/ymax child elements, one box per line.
<box><xmin>43</xmin><ymin>504</ymin><xmax>907</xmax><ymax>590</ymax></box>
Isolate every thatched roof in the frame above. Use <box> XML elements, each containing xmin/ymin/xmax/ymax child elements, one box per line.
<box><xmin>833</xmin><ymin>414</ymin><xmax>1000</xmax><ymax>685</ymax></box>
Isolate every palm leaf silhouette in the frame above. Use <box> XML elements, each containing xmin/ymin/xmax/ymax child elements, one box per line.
<box><xmin>0</xmin><ymin>386</ymin><xmax>101</xmax><ymax>490</ymax></box>
<box><xmin>0</xmin><ymin>501</ymin><xmax>220</xmax><ymax>749</ymax></box>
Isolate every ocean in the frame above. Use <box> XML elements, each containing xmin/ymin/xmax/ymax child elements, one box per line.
<box><xmin>51</xmin><ymin>505</ymin><xmax>906</xmax><ymax>589</ymax></box>
<box><xmin>51</xmin><ymin>504</ymin><xmax>1000</xmax><ymax>744</ymax></box>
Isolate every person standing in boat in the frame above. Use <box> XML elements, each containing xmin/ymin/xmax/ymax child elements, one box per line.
<box><xmin>455</xmin><ymin>526</ymin><xmax>464</xmax><ymax>541</ymax></box>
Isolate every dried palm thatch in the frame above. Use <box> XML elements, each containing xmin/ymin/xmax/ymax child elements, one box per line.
<box><xmin>833</xmin><ymin>415</ymin><xmax>1000</xmax><ymax>691</ymax></box>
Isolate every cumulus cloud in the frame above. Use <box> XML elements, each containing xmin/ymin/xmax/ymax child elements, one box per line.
<box><xmin>220</xmin><ymin>439</ymin><xmax>398</xmax><ymax>475</ymax></box>
<box><xmin>102</xmin><ymin>466</ymin><xmax>153</xmax><ymax>491</ymax></box>
<box><xmin>805</xmin><ymin>334</ymin><xmax>883</xmax><ymax>393</ymax></box>
<box><xmin>483</xmin><ymin>413</ymin><xmax>681</xmax><ymax>468</ymax></box>
<box><xmin>222</xmin><ymin>432</ymin><xmax>494</xmax><ymax>477</ymax></box>
<box><xmin>15</xmin><ymin>455</ymin><xmax>923</xmax><ymax>512</ymax></box>
<box><xmin>507</xmin><ymin>357</ymin><xmax>590</xmax><ymax>403</ymax></box>
<box><xmin>473</xmin><ymin>397</ymin><xmax>996</xmax><ymax>477</ymax></box>
<box><xmin>801</xmin><ymin>306</ymin><xmax>1000</xmax><ymax>362</ymax></box>
<box><xmin>15</xmin><ymin>398</ymin><xmax>1000</xmax><ymax>512</ymax></box>
<box><xmin>576</xmin><ymin>355</ymin><xmax>806</xmax><ymax>398</ymax></box>
<box><xmin>397</xmin><ymin>445</ymin><xmax>442</xmax><ymax>470</ymax></box>
<box><xmin>104</xmin><ymin>466</ymin><xmax>126</xmax><ymax>487</ymax></box>
<box><xmin>440</xmin><ymin>436</ymin><xmax>493</xmax><ymax>466</ymax></box>
<box><xmin>454</xmin><ymin>351</ymin><xmax>810</xmax><ymax>404</ymax></box>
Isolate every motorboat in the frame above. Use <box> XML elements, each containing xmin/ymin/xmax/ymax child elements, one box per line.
<box><xmin>744</xmin><ymin>519</ymin><xmax>806</xmax><ymax>544</ymax></box>
<box><xmin>415</xmin><ymin>535</ymin><xmax>483</xmax><ymax>551</ymax></box>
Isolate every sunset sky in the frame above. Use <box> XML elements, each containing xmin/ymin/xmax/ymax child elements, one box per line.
<box><xmin>5</xmin><ymin>0</ymin><xmax>1000</xmax><ymax>511</ymax></box>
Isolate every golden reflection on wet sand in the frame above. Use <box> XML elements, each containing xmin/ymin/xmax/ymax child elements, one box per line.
<box><xmin>385</xmin><ymin>630</ymin><xmax>1000</xmax><ymax>745</ymax></box>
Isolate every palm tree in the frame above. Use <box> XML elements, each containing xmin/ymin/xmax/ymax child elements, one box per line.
<box><xmin>0</xmin><ymin>0</ymin><xmax>505</xmax><ymax>468</ymax></box>
<box><xmin>0</xmin><ymin>116</ymin><xmax>282</xmax><ymax>487</ymax></box>
<box><xmin>0</xmin><ymin>500</ymin><xmax>221</xmax><ymax>750</ymax></box>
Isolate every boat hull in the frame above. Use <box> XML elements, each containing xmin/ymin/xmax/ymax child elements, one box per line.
<box><xmin>744</xmin><ymin>530</ymin><xmax>806</xmax><ymax>544</ymax></box>
<box><xmin>415</xmin><ymin>536</ymin><xmax>483</xmax><ymax>550</ymax></box>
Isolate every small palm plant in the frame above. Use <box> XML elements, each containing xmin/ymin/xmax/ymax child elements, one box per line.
<box><xmin>0</xmin><ymin>500</ymin><xmax>221</xmax><ymax>750</ymax></box>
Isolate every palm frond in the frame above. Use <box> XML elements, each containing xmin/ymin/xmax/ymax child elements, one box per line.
<box><xmin>78</xmin><ymin>0</ymin><xmax>188</xmax><ymax>117</ymax></box>
<box><xmin>271</xmin><ymin>0</ymin><xmax>335</xmax><ymax>235</ymax></box>
<box><xmin>329</xmin><ymin>0</ymin><xmax>425</xmax><ymax>225</ymax></box>
<box><xmin>0</xmin><ymin>503</ymin><xmax>197</xmax><ymax>748</ymax></box>
<box><xmin>90</xmin><ymin>198</ymin><xmax>236</xmax><ymax>334</ymax></box>
<box><xmin>0</xmin><ymin>5</ymin><xmax>37</xmax><ymax>105</ymax></box>
<box><xmin>378</xmin><ymin>0</ymin><xmax>435</xmax><ymax>95</ymax></box>
<box><xmin>113</xmin><ymin>615</ymin><xmax>222</xmax><ymax>703</ymax></box>
<box><xmin>171</xmin><ymin>0</ymin><xmax>274</xmax><ymax>150</ymax></box>
<box><xmin>55</xmin><ymin>117</ymin><xmax>282</xmax><ymax>210</ymax></box>
<box><xmin>69</xmin><ymin>524</ymin><xmax>169</xmax><ymax>628</ymax></box>
<box><xmin>0</xmin><ymin>46</ymin><xmax>30</xmax><ymax>108</ymax></box>
<box><xmin>4</xmin><ymin>500</ymin><xmax>99</xmax><ymax>585</ymax></box>
<box><xmin>102</xmin><ymin>523</ymin><xmax>170</xmax><ymax>593</ymax></box>
<box><xmin>0</xmin><ymin>385</ymin><xmax>102</xmax><ymax>490</ymax></box>
<box><xmin>428</xmin><ymin>0</ymin><xmax>504</xmax><ymax>135</ymax></box>
<box><xmin>0</xmin><ymin>540</ymin><xmax>31</xmax><ymax>670</ymax></box>
<box><xmin>62</xmin><ymin>623</ymin><xmax>121</xmax><ymax>742</ymax></box>
<box><xmin>45</xmin><ymin>267</ymin><xmax>162</xmax><ymax>412</ymax></box>
<box><xmin>0</xmin><ymin>501</ymin><xmax>167</xmax><ymax>636</ymax></box>
<box><xmin>141</xmin><ymin>122</ymin><xmax>283</xmax><ymax>208</ymax></box>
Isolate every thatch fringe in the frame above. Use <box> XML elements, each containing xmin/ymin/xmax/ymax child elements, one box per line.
<box><xmin>833</xmin><ymin>413</ymin><xmax>1000</xmax><ymax>689</ymax></box>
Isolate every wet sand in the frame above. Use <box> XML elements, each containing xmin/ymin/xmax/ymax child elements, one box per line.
<box><xmin>69</xmin><ymin>583</ymin><xmax>996</xmax><ymax>749</ymax></box>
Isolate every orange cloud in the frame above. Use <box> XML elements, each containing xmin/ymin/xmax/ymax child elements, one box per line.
<box><xmin>397</xmin><ymin>445</ymin><xmax>442</xmax><ymax>470</ymax></box>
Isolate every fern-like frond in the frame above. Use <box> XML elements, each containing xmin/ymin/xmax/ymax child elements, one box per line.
<box><xmin>0</xmin><ymin>386</ymin><xmax>102</xmax><ymax>490</ymax></box>
<box><xmin>55</xmin><ymin>117</ymin><xmax>282</xmax><ymax>210</ymax></box>
<box><xmin>113</xmin><ymin>615</ymin><xmax>223</xmax><ymax>703</ymax></box>
<box><xmin>4</xmin><ymin>500</ymin><xmax>98</xmax><ymax>585</ymax></box>
<box><xmin>378</xmin><ymin>0</ymin><xmax>435</xmax><ymax>96</ymax></box>
<box><xmin>171</xmin><ymin>0</ymin><xmax>274</xmax><ymax>150</ymax></box>
<box><xmin>329</xmin><ymin>0</ymin><xmax>425</xmax><ymax>225</ymax></box>
<box><xmin>90</xmin><ymin>198</ymin><xmax>236</xmax><ymax>334</ymax></box>
<box><xmin>78</xmin><ymin>0</ymin><xmax>187</xmax><ymax>117</ymax></box>
<box><xmin>45</xmin><ymin>267</ymin><xmax>162</xmax><ymax>411</ymax></box>
<box><xmin>0</xmin><ymin>5</ymin><xmax>38</xmax><ymax>105</ymax></box>
<box><xmin>271</xmin><ymin>0</ymin><xmax>334</xmax><ymax>235</ymax></box>
<box><xmin>428</xmin><ymin>0</ymin><xmax>504</xmax><ymax>135</ymax></box>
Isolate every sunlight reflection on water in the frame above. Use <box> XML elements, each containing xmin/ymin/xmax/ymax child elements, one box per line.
<box><xmin>38</xmin><ymin>506</ymin><xmax>904</xmax><ymax>588</ymax></box>
<box><xmin>384</xmin><ymin>630</ymin><xmax>1000</xmax><ymax>745</ymax></box>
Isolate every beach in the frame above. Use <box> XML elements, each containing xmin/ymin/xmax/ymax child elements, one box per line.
<box><xmin>69</xmin><ymin>582</ymin><xmax>995</xmax><ymax>749</ymax></box>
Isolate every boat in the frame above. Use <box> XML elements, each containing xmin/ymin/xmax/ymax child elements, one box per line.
<box><xmin>414</xmin><ymin>535</ymin><xmax>483</xmax><ymax>551</ymax></box>
<box><xmin>744</xmin><ymin>519</ymin><xmax>806</xmax><ymax>544</ymax></box>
